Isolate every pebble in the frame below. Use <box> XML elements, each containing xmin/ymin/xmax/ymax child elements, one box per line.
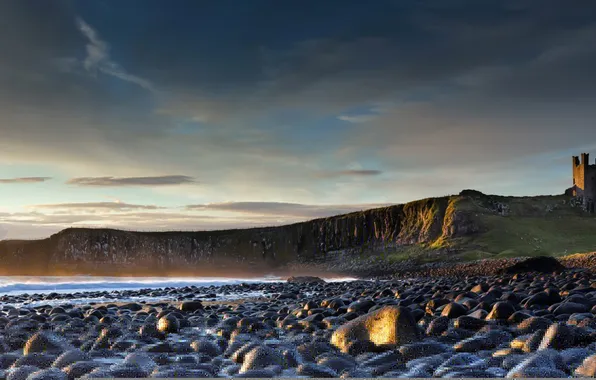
<box><xmin>1</xmin><ymin>268</ymin><xmax>596</xmax><ymax>378</ymax></box>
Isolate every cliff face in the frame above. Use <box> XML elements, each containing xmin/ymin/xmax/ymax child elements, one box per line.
<box><xmin>0</xmin><ymin>195</ymin><xmax>478</xmax><ymax>276</ymax></box>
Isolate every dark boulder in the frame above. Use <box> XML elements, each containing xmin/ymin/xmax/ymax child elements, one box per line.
<box><xmin>502</xmin><ymin>256</ymin><xmax>564</xmax><ymax>274</ymax></box>
<box><xmin>287</xmin><ymin>276</ymin><xmax>326</xmax><ymax>284</ymax></box>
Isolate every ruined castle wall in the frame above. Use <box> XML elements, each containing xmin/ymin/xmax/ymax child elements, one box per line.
<box><xmin>572</xmin><ymin>154</ymin><xmax>596</xmax><ymax>212</ymax></box>
<box><xmin>572</xmin><ymin>156</ymin><xmax>586</xmax><ymax>196</ymax></box>
<box><xmin>585</xmin><ymin>165</ymin><xmax>596</xmax><ymax>211</ymax></box>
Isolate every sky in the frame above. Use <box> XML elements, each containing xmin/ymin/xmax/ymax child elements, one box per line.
<box><xmin>1</xmin><ymin>0</ymin><xmax>596</xmax><ymax>239</ymax></box>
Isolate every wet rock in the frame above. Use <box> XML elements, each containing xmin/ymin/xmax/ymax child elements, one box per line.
<box><xmin>317</xmin><ymin>356</ymin><xmax>355</xmax><ymax>373</ymax></box>
<box><xmin>156</xmin><ymin>314</ymin><xmax>180</xmax><ymax>334</ymax></box>
<box><xmin>560</xmin><ymin>347</ymin><xmax>591</xmax><ymax>370</ymax></box>
<box><xmin>0</xmin><ymin>354</ymin><xmax>20</xmax><ymax>369</ymax></box>
<box><xmin>440</xmin><ymin>303</ymin><xmax>468</xmax><ymax>318</ymax></box>
<box><xmin>502</xmin><ymin>256</ymin><xmax>564</xmax><ymax>274</ymax></box>
<box><xmin>295</xmin><ymin>341</ymin><xmax>331</xmax><ymax>361</ymax></box>
<box><xmin>553</xmin><ymin>302</ymin><xmax>589</xmax><ymax>315</ymax></box>
<box><xmin>150</xmin><ymin>367</ymin><xmax>211</xmax><ymax>378</ymax></box>
<box><xmin>506</xmin><ymin>349</ymin><xmax>566</xmax><ymax>378</ymax></box>
<box><xmin>12</xmin><ymin>354</ymin><xmax>56</xmax><ymax>369</ymax></box>
<box><xmin>221</xmin><ymin>364</ymin><xmax>241</xmax><ymax>376</ymax></box>
<box><xmin>398</xmin><ymin>341</ymin><xmax>451</xmax><ymax>361</ymax></box>
<box><xmin>296</xmin><ymin>363</ymin><xmax>337</xmax><ymax>378</ymax></box>
<box><xmin>538</xmin><ymin>323</ymin><xmax>575</xmax><ymax>350</ymax></box>
<box><xmin>190</xmin><ymin>339</ymin><xmax>220</xmax><ymax>357</ymax></box>
<box><xmin>360</xmin><ymin>350</ymin><xmax>404</xmax><ymax>375</ymax></box>
<box><xmin>523</xmin><ymin>329</ymin><xmax>546</xmax><ymax>353</ymax></box>
<box><xmin>139</xmin><ymin>324</ymin><xmax>163</xmax><ymax>339</ymax></box>
<box><xmin>62</xmin><ymin>362</ymin><xmax>102</xmax><ymax>380</ymax></box>
<box><xmin>27</xmin><ymin>368</ymin><xmax>67</xmax><ymax>380</ymax></box>
<box><xmin>52</xmin><ymin>350</ymin><xmax>90</xmax><ymax>369</ymax></box>
<box><xmin>122</xmin><ymin>352</ymin><xmax>157</xmax><ymax>374</ymax></box>
<box><xmin>6</xmin><ymin>365</ymin><xmax>40</xmax><ymax>380</ymax></box>
<box><xmin>78</xmin><ymin>367</ymin><xmax>113</xmax><ymax>379</ymax></box>
<box><xmin>516</xmin><ymin>316</ymin><xmax>551</xmax><ymax>335</ymax></box>
<box><xmin>179</xmin><ymin>301</ymin><xmax>203</xmax><ymax>313</ymax></box>
<box><xmin>453</xmin><ymin>315</ymin><xmax>485</xmax><ymax>330</ymax></box>
<box><xmin>240</xmin><ymin>346</ymin><xmax>286</xmax><ymax>372</ymax></box>
<box><xmin>433</xmin><ymin>353</ymin><xmax>484</xmax><ymax>377</ymax></box>
<box><xmin>235</xmin><ymin>368</ymin><xmax>276</xmax><ymax>378</ymax></box>
<box><xmin>24</xmin><ymin>332</ymin><xmax>70</xmax><ymax>356</ymax></box>
<box><xmin>486</xmin><ymin>301</ymin><xmax>516</xmax><ymax>320</ymax></box>
<box><xmin>575</xmin><ymin>354</ymin><xmax>596</xmax><ymax>377</ymax></box>
<box><xmin>426</xmin><ymin>316</ymin><xmax>449</xmax><ymax>336</ymax></box>
<box><xmin>104</xmin><ymin>364</ymin><xmax>149</xmax><ymax>378</ymax></box>
<box><xmin>347</xmin><ymin>300</ymin><xmax>376</xmax><ymax>314</ymax></box>
<box><xmin>331</xmin><ymin>306</ymin><xmax>420</xmax><ymax>352</ymax></box>
<box><xmin>340</xmin><ymin>368</ymin><xmax>373</xmax><ymax>378</ymax></box>
<box><xmin>287</xmin><ymin>276</ymin><xmax>325</xmax><ymax>284</ymax></box>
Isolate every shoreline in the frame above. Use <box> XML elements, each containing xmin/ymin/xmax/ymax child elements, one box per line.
<box><xmin>1</xmin><ymin>251</ymin><xmax>596</xmax><ymax>280</ymax></box>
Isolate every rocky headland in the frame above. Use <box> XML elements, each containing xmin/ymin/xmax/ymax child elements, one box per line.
<box><xmin>1</xmin><ymin>190</ymin><xmax>596</xmax><ymax>277</ymax></box>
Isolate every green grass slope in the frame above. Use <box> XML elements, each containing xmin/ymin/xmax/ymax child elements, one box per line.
<box><xmin>388</xmin><ymin>190</ymin><xmax>596</xmax><ymax>264</ymax></box>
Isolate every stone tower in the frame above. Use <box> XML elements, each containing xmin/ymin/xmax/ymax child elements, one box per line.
<box><xmin>571</xmin><ymin>153</ymin><xmax>596</xmax><ymax>213</ymax></box>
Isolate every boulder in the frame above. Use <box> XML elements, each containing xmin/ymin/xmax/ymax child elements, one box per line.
<box><xmin>538</xmin><ymin>323</ymin><xmax>575</xmax><ymax>351</ymax></box>
<box><xmin>502</xmin><ymin>256</ymin><xmax>564</xmax><ymax>274</ymax></box>
<box><xmin>331</xmin><ymin>306</ymin><xmax>420</xmax><ymax>353</ymax></box>
<box><xmin>240</xmin><ymin>346</ymin><xmax>286</xmax><ymax>372</ymax></box>
<box><xmin>575</xmin><ymin>354</ymin><xmax>596</xmax><ymax>377</ymax></box>
<box><xmin>26</xmin><ymin>368</ymin><xmax>67</xmax><ymax>380</ymax></box>
<box><xmin>52</xmin><ymin>349</ymin><xmax>90</xmax><ymax>369</ymax></box>
<box><xmin>287</xmin><ymin>276</ymin><xmax>326</xmax><ymax>284</ymax></box>
<box><xmin>179</xmin><ymin>301</ymin><xmax>203</xmax><ymax>313</ymax></box>
<box><xmin>24</xmin><ymin>332</ymin><xmax>71</xmax><ymax>356</ymax></box>
<box><xmin>6</xmin><ymin>365</ymin><xmax>40</xmax><ymax>380</ymax></box>
<box><xmin>157</xmin><ymin>314</ymin><xmax>180</xmax><ymax>334</ymax></box>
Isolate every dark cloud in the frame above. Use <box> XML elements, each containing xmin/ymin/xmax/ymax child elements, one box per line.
<box><xmin>186</xmin><ymin>201</ymin><xmax>390</xmax><ymax>218</ymax></box>
<box><xmin>66</xmin><ymin>176</ymin><xmax>196</xmax><ymax>186</ymax></box>
<box><xmin>0</xmin><ymin>177</ymin><xmax>52</xmax><ymax>184</ymax></box>
<box><xmin>0</xmin><ymin>0</ymin><xmax>595</xmax><ymax>225</ymax></box>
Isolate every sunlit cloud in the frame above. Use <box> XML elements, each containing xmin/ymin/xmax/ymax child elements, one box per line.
<box><xmin>0</xmin><ymin>177</ymin><xmax>52</xmax><ymax>184</ymax></box>
<box><xmin>66</xmin><ymin>176</ymin><xmax>196</xmax><ymax>187</ymax></box>
<box><xmin>337</xmin><ymin>114</ymin><xmax>378</xmax><ymax>123</ymax></box>
<box><xmin>29</xmin><ymin>202</ymin><xmax>163</xmax><ymax>211</ymax></box>
<box><xmin>186</xmin><ymin>201</ymin><xmax>390</xmax><ymax>218</ymax></box>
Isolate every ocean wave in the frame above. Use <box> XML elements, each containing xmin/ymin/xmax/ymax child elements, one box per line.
<box><xmin>0</xmin><ymin>275</ymin><xmax>357</xmax><ymax>296</ymax></box>
<box><xmin>0</xmin><ymin>275</ymin><xmax>283</xmax><ymax>295</ymax></box>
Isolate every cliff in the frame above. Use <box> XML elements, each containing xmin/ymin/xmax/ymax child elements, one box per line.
<box><xmin>1</xmin><ymin>190</ymin><xmax>595</xmax><ymax>276</ymax></box>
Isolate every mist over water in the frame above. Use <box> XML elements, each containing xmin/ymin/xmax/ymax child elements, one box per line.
<box><xmin>0</xmin><ymin>275</ymin><xmax>357</xmax><ymax>296</ymax></box>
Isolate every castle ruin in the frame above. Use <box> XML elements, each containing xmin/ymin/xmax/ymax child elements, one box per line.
<box><xmin>571</xmin><ymin>153</ymin><xmax>596</xmax><ymax>213</ymax></box>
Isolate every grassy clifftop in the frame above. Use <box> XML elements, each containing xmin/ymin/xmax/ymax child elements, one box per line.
<box><xmin>395</xmin><ymin>190</ymin><xmax>596</xmax><ymax>263</ymax></box>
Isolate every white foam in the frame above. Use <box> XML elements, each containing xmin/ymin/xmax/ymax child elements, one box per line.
<box><xmin>0</xmin><ymin>275</ymin><xmax>283</xmax><ymax>296</ymax></box>
<box><xmin>0</xmin><ymin>275</ymin><xmax>357</xmax><ymax>297</ymax></box>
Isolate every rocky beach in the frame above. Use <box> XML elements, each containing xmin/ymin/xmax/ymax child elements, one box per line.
<box><xmin>0</xmin><ymin>256</ymin><xmax>595</xmax><ymax>378</ymax></box>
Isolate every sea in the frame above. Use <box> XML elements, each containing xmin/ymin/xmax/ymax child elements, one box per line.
<box><xmin>0</xmin><ymin>275</ymin><xmax>357</xmax><ymax>307</ymax></box>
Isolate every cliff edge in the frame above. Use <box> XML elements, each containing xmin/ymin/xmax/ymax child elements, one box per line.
<box><xmin>0</xmin><ymin>190</ymin><xmax>594</xmax><ymax>276</ymax></box>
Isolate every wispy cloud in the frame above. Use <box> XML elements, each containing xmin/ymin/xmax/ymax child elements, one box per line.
<box><xmin>76</xmin><ymin>17</ymin><xmax>154</xmax><ymax>91</ymax></box>
<box><xmin>337</xmin><ymin>114</ymin><xmax>378</xmax><ymax>123</ymax></box>
<box><xmin>66</xmin><ymin>175</ymin><xmax>196</xmax><ymax>187</ymax></box>
<box><xmin>0</xmin><ymin>177</ymin><xmax>52</xmax><ymax>184</ymax></box>
<box><xmin>30</xmin><ymin>202</ymin><xmax>163</xmax><ymax>211</ymax></box>
<box><xmin>315</xmin><ymin>169</ymin><xmax>383</xmax><ymax>179</ymax></box>
<box><xmin>186</xmin><ymin>201</ymin><xmax>390</xmax><ymax>218</ymax></box>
